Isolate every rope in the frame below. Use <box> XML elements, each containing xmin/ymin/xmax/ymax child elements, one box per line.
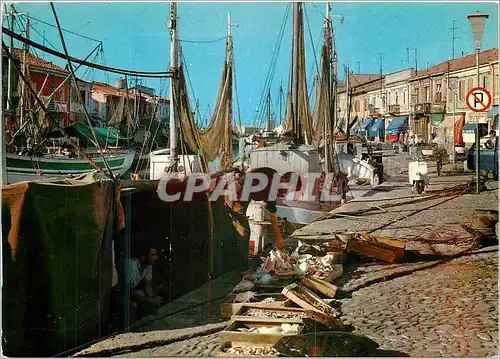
<box><xmin>2</xmin><ymin>42</ymin><xmax>104</xmax><ymax>173</ymax></box>
<box><xmin>22</xmin><ymin>12</ymin><xmax>102</xmax><ymax>43</ymax></box>
<box><xmin>50</xmin><ymin>2</ymin><xmax>115</xmax><ymax>180</ymax></box>
<box><xmin>2</xmin><ymin>27</ymin><xmax>173</xmax><ymax>78</ymax></box>
<box><xmin>231</xmin><ymin>50</ymin><xmax>243</xmax><ymax>135</ymax></box>
<box><xmin>254</xmin><ymin>3</ymin><xmax>290</xmax><ymax>129</ymax></box>
<box><xmin>179</xmin><ymin>36</ymin><xmax>227</xmax><ymax>44</ymax></box>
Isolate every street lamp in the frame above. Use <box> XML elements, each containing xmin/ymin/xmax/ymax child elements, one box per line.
<box><xmin>466</xmin><ymin>11</ymin><xmax>489</xmax><ymax>195</ymax></box>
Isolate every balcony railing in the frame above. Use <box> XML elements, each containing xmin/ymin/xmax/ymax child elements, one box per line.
<box><xmin>414</xmin><ymin>103</ymin><xmax>431</xmax><ymax>114</ymax></box>
<box><xmin>40</xmin><ymin>96</ymin><xmax>68</xmax><ymax>113</ymax></box>
<box><xmin>430</xmin><ymin>102</ymin><xmax>446</xmax><ymax>114</ymax></box>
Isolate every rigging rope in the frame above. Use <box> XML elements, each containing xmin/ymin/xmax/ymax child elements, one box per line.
<box><xmin>22</xmin><ymin>12</ymin><xmax>102</xmax><ymax>44</ymax></box>
<box><xmin>179</xmin><ymin>36</ymin><xmax>227</xmax><ymax>44</ymax></box>
<box><xmin>50</xmin><ymin>2</ymin><xmax>115</xmax><ymax>180</ymax></box>
<box><xmin>2</xmin><ymin>27</ymin><xmax>174</xmax><ymax>78</ymax></box>
<box><xmin>254</xmin><ymin>2</ymin><xmax>290</xmax><ymax>129</ymax></box>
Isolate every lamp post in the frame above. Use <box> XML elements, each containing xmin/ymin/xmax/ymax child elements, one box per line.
<box><xmin>467</xmin><ymin>11</ymin><xmax>489</xmax><ymax>195</ymax></box>
<box><xmin>448</xmin><ymin>77</ymin><xmax>458</xmax><ymax>164</ymax></box>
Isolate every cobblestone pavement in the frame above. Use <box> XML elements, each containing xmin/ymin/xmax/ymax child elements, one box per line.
<box><xmin>81</xmin><ymin>153</ymin><xmax>498</xmax><ymax>357</ymax></box>
<box><xmin>339</xmin><ymin>248</ymin><xmax>498</xmax><ymax>357</ymax></box>
<box><xmin>116</xmin><ymin>333</ymin><xmax>221</xmax><ymax>357</ymax></box>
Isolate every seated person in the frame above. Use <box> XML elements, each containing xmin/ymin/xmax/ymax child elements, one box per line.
<box><xmin>485</xmin><ymin>130</ymin><xmax>497</xmax><ymax>149</ymax></box>
<box><xmin>127</xmin><ymin>244</ymin><xmax>163</xmax><ymax>311</ymax></box>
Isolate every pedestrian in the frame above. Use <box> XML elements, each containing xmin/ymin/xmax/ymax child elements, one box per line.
<box><xmin>126</xmin><ymin>243</ymin><xmax>163</xmax><ymax>311</ymax></box>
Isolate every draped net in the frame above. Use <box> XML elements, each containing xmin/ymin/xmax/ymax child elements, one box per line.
<box><xmin>176</xmin><ymin>38</ymin><xmax>233</xmax><ymax>172</ymax></box>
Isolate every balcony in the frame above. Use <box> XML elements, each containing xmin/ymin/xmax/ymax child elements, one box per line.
<box><xmin>414</xmin><ymin>103</ymin><xmax>431</xmax><ymax>114</ymax></box>
<box><xmin>430</xmin><ymin>102</ymin><xmax>446</xmax><ymax>114</ymax></box>
<box><xmin>389</xmin><ymin>104</ymin><xmax>400</xmax><ymax>115</ymax></box>
<box><xmin>41</xmin><ymin>96</ymin><xmax>68</xmax><ymax>113</ymax></box>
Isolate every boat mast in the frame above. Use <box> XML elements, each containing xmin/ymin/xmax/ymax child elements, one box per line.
<box><xmin>19</xmin><ymin>17</ymin><xmax>30</xmax><ymax>132</ymax></box>
<box><xmin>345</xmin><ymin>61</ymin><xmax>350</xmax><ymax>134</ymax></box>
<box><xmin>265</xmin><ymin>89</ymin><xmax>272</xmax><ymax>132</ymax></box>
<box><xmin>169</xmin><ymin>2</ymin><xmax>179</xmax><ymax>169</ymax></box>
<box><xmin>324</xmin><ymin>2</ymin><xmax>331</xmax><ymax>173</ymax></box>
<box><xmin>291</xmin><ymin>2</ymin><xmax>300</xmax><ymax>142</ymax></box>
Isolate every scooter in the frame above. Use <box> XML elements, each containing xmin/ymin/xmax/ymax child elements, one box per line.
<box><xmin>409</xmin><ymin>156</ymin><xmax>429</xmax><ymax>194</ymax></box>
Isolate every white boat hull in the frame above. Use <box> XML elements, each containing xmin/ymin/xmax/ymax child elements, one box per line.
<box><xmin>5</xmin><ymin>150</ymin><xmax>135</xmax><ymax>184</ymax></box>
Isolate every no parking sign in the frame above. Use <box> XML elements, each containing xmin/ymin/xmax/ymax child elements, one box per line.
<box><xmin>466</xmin><ymin>87</ymin><xmax>492</xmax><ymax>113</ymax></box>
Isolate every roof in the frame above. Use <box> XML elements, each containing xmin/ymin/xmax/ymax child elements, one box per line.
<box><xmin>2</xmin><ymin>48</ymin><xmax>68</xmax><ymax>74</ymax></box>
<box><xmin>92</xmin><ymin>81</ymin><xmax>170</xmax><ymax>103</ymax></box>
<box><xmin>338</xmin><ymin>74</ymin><xmax>384</xmax><ymax>94</ymax></box>
<box><xmin>411</xmin><ymin>48</ymin><xmax>498</xmax><ymax>80</ymax></box>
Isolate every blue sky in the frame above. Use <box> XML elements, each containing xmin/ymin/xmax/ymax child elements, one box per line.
<box><xmin>6</xmin><ymin>1</ymin><xmax>499</xmax><ymax>126</ymax></box>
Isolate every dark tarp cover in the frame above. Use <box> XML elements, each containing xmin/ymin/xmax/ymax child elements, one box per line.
<box><xmin>46</xmin><ymin>122</ymin><xmax>128</xmax><ymax>146</ymax></box>
<box><xmin>2</xmin><ymin>176</ymin><xmax>124</xmax><ymax>356</ymax></box>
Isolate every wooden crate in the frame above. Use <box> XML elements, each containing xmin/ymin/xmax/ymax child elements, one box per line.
<box><xmin>220</xmin><ymin>295</ymin><xmax>291</xmax><ymax>318</ymax></box>
<box><xmin>281</xmin><ymin>283</ymin><xmax>338</xmax><ymax>317</ymax></box>
<box><xmin>301</xmin><ymin>276</ymin><xmax>337</xmax><ymax>298</ymax></box>
<box><xmin>346</xmin><ymin>234</ymin><xmax>405</xmax><ymax>263</ymax></box>
<box><xmin>232</xmin><ymin>304</ymin><xmax>307</xmax><ymax>323</ymax></box>
<box><xmin>220</xmin><ymin>319</ymin><xmax>304</xmax><ymax>347</ymax></box>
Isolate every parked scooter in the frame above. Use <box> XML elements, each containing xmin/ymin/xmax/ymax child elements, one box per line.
<box><xmin>409</xmin><ymin>156</ymin><xmax>429</xmax><ymax>194</ymax></box>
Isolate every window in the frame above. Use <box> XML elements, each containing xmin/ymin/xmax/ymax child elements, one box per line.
<box><xmin>387</xmin><ymin>91</ymin><xmax>391</xmax><ymax>105</ymax></box>
<box><xmin>403</xmin><ymin>90</ymin><xmax>407</xmax><ymax>105</ymax></box>
<box><xmin>494</xmin><ymin>74</ymin><xmax>498</xmax><ymax>97</ymax></box>
<box><xmin>467</xmin><ymin>78</ymin><xmax>473</xmax><ymax>92</ymax></box>
<box><xmin>459</xmin><ymin>80</ymin><xmax>465</xmax><ymax>100</ymax></box>
<box><xmin>482</xmin><ymin>75</ymin><xmax>488</xmax><ymax>89</ymax></box>
<box><xmin>424</xmin><ymin>86</ymin><xmax>429</xmax><ymax>102</ymax></box>
<box><xmin>414</xmin><ymin>88</ymin><xmax>419</xmax><ymax>104</ymax></box>
<box><xmin>435</xmin><ymin>83</ymin><xmax>442</xmax><ymax>102</ymax></box>
<box><xmin>80</xmin><ymin>90</ymin><xmax>86</xmax><ymax>105</ymax></box>
<box><xmin>354</xmin><ymin>100</ymin><xmax>359</xmax><ymax>112</ymax></box>
<box><xmin>395</xmin><ymin>91</ymin><xmax>399</xmax><ymax>105</ymax></box>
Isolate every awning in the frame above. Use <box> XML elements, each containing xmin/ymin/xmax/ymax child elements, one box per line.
<box><xmin>386</xmin><ymin>116</ymin><xmax>408</xmax><ymax>135</ymax></box>
<box><xmin>369</xmin><ymin>119</ymin><xmax>385</xmax><ymax>137</ymax></box>
<box><xmin>462</xmin><ymin>122</ymin><xmax>476</xmax><ymax>132</ymax></box>
<box><xmin>430</xmin><ymin>114</ymin><xmax>444</xmax><ymax>126</ymax></box>
<box><xmin>487</xmin><ymin>105</ymin><xmax>499</xmax><ymax>118</ymax></box>
<box><xmin>360</xmin><ymin>118</ymin><xmax>374</xmax><ymax>130</ymax></box>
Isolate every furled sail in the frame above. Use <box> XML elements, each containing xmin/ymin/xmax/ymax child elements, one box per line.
<box><xmin>282</xmin><ymin>3</ymin><xmax>314</xmax><ymax>145</ymax></box>
<box><xmin>177</xmin><ymin>38</ymin><xmax>233</xmax><ymax>171</ymax></box>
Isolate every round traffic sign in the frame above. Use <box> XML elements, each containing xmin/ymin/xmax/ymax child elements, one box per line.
<box><xmin>466</xmin><ymin>87</ymin><xmax>492</xmax><ymax>113</ymax></box>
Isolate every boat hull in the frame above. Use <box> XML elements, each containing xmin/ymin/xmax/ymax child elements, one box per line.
<box><xmin>6</xmin><ymin>150</ymin><xmax>135</xmax><ymax>183</ymax></box>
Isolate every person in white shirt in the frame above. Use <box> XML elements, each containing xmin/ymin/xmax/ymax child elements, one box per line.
<box><xmin>127</xmin><ymin>244</ymin><xmax>163</xmax><ymax>309</ymax></box>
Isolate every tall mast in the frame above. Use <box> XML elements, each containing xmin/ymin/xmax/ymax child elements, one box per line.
<box><xmin>345</xmin><ymin>61</ymin><xmax>349</xmax><ymax>133</ymax></box>
<box><xmin>278</xmin><ymin>77</ymin><xmax>283</xmax><ymax>125</ymax></box>
<box><xmin>291</xmin><ymin>2</ymin><xmax>300</xmax><ymax>141</ymax></box>
<box><xmin>169</xmin><ymin>2</ymin><xmax>178</xmax><ymax>167</ymax></box>
<box><xmin>19</xmin><ymin>17</ymin><xmax>30</xmax><ymax>131</ymax></box>
<box><xmin>265</xmin><ymin>89</ymin><xmax>272</xmax><ymax>132</ymax></box>
<box><xmin>324</xmin><ymin>2</ymin><xmax>331</xmax><ymax>173</ymax></box>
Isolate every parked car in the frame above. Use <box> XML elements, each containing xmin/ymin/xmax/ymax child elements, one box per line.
<box><xmin>467</xmin><ymin>136</ymin><xmax>498</xmax><ymax>179</ymax></box>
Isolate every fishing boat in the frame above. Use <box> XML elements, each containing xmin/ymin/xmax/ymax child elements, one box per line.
<box><xmin>246</xmin><ymin>2</ymin><xmax>378</xmax><ymax>226</ymax></box>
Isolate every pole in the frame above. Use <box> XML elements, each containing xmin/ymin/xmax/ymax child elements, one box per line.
<box><xmin>266</xmin><ymin>89</ymin><xmax>272</xmax><ymax>132</ymax></box>
<box><xmin>291</xmin><ymin>3</ymin><xmax>300</xmax><ymax>140</ymax></box>
<box><xmin>324</xmin><ymin>1</ymin><xmax>330</xmax><ymax>173</ymax></box>
<box><xmin>2</xmin><ymin>8</ymin><xmax>15</xmax><ymax>185</ymax></box>
<box><xmin>169</xmin><ymin>2</ymin><xmax>178</xmax><ymax>168</ymax></box>
<box><xmin>345</xmin><ymin>62</ymin><xmax>349</xmax><ymax>133</ymax></box>
<box><xmin>475</xmin><ymin>49</ymin><xmax>480</xmax><ymax>194</ymax></box>
<box><xmin>452</xmin><ymin>92</ymin><xmax>456</xmax><ymax>164</ymax></box>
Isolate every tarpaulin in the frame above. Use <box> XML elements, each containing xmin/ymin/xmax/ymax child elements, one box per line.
<box><xmin>2</xmin><ymin>176</ymin><xmax>120</xmax><ymax>356</ymax></box>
